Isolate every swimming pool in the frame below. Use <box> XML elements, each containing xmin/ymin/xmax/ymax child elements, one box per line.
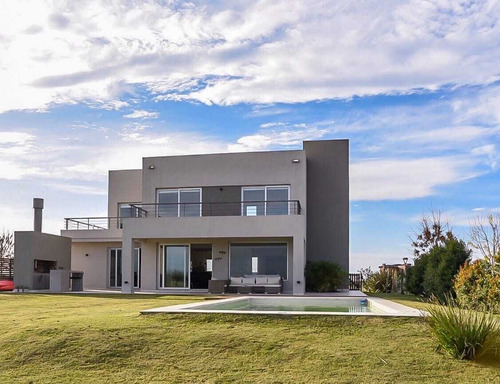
<box><xmin>142</xmin><ymin>296</ymin><xmax>422</xmax><ymax>317</ymax></box>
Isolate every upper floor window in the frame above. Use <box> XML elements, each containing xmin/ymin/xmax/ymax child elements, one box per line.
<box><xmin>242</xmin><ymin>186</ymin><xmax>290</xmax><ymax>216</ymax></box>
<box><xmin>157</xmin><ymin>188</ymin><xmax>201</xmax><ymax>217</ymax></box>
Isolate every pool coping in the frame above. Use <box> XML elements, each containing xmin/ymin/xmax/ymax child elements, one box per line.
<box><xmin>141</xmin><ymin>296</ymin><xmax>424</xmax><ymax>317</ymax></box>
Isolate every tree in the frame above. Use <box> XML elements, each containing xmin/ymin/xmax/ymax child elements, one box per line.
<box><xmin>411</xmin><ymin>209</ymin><xmax>454</xmax><ymax>258</ymax></box>
<box><xmin>407</xmin><ymin>238</ymin><xmax>471</xmax><ymax>298</ymax></box>
<box><xmin>0</xmin><ymin>231</ymin><xmax>14</xmax><ymax>259</ymax></box>
<box><xmin>469</xmin><ymin>214</ymin><xmax>500</xmax><ymax>267</ymax></box>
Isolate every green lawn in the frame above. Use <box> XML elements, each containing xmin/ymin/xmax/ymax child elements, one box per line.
<box><xmin>0</xmin><ymin>294</ymin><xmax>499</xmax><ymax>383</ymax></box>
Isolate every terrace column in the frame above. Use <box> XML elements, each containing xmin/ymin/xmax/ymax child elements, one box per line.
<box><xmin>121</xmin><ymin>235</ymin><xmax>135</xmax><ymax>294</ymax></box>
<box><xmin>293</xmin><ymin>236</ymin><xmax>306</xmax><ymax>295</ymax></box>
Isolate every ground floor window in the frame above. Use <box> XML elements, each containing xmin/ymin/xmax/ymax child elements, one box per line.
<box><xmin>109</xmin><ymin>248</ymin><xmax>141</xmax><ymax>288</ymax></box>
<box><xmin>230</xmin><ymin>243</ymin><xmax>288</xmax><ymax>279</ymax></box>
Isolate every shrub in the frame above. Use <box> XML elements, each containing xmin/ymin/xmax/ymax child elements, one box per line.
<box><xmin>426</xmin><ymin>299</ymin><xmax>500</xmax><ymax>360</ymax></box>
<box><xmin>407</xmin><ymin>239</ymin><xmax>471</xmax><ymax>298</ymax></box>
<box><xmin>454</xmin><ymin>259</ymin><xmax>500</xmax><ymax>313</ymax></box>
<box><xmin>305</xmin><ymin>261</ymin><xmax>347</xmax><ymax>292</ymax></box>
<box><xmin>363</xmin><ymin>269</ymin><xmax>393</xmax><ymax>293</ymax></box>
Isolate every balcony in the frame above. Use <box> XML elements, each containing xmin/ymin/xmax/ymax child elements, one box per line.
<box><xmin>64</xmin><ymin>200</ymin><xmax>301</xmax><ymax>230</ymax></box>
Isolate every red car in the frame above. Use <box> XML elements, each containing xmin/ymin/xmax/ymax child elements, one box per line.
<box><xmin>0</xmin><ymin>280</ymin><xmax>14</xmax><ymax>291</ymax></box>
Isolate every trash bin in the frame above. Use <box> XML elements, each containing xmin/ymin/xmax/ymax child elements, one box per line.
<box><xmin>70</xmin><ymin>271</ymin><xmax>84</xmax><ymax>291</ymax></box>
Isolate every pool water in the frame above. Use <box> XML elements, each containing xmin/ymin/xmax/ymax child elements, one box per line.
<box><xmin>190</xmin><ymin>297</ymin><xmax>374</xmax><ymax>313</ymax></box>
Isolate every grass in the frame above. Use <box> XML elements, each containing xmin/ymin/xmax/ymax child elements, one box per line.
<box><xmin>1</xmin><ymin>293</ymin><xmax>499</xmax><ymax>383</ymax></box>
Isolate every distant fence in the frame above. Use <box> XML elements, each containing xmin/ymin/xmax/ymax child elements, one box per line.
<box><xmin>349</xmin><ymin>273</ymin><xmax>362</xmax><ymax>290</ymax></box>
<box><xmin>0</xmin><ymin>258</ymin><xmax>14</xmax><ymax>280</ymax></box>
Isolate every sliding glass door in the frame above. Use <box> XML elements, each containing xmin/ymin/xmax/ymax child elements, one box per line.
<box><xmin>109</xmin><ymin>248</ymin><xmax>141</xmax><ymax>288</ymax></box>
<box><xmin>159</xmin><ymin>245</ymin><xmax>189</xmax><ymax>288</ymax></box>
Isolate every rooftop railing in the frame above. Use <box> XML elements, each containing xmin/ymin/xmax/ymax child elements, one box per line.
<box><xmin>64</xmin><ymin>217</ymin><xmax>120</xmax><ymax>230</ymax></box>
<box><xmin>64</xmin><ymin>200</ymin><xmax>301</xmax><ymax>230</ymax></box>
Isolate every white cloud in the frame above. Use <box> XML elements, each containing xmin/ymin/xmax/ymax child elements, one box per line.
<box><xmin>0</xmin><ymin>159</ymin><xmax>37</xmax><ymax>180</ymax></box>
<box><xmin>95</xmin><ymin>100</ymin><xmax>130</xmax><ymax>110</ymax></box>
<box><xmin>45</xmin><ymin>183</ymin><xmax>107</xmax><ymax>196</ymax></box>
<box><xmin>2</xmin><ymin>0</ymin><xmax>500</xmax><ymax>111</ymax></box>
<box><xmin>395</xmin><ymin>125</ymin><xmax>496</xmax><ymax>144</ymax></box>
<box><xmin>123</xmin><ymin>110</ymin><xmax>159</xmax><ymax>119</ymax></box>
<box><xmin>351</xmin><ymin>156</ymin><xmax>479</xmax><ymax>201</ymax></box>
<box><xmin>0</xmin><ymin>204</ymin><xmax>61</xmax><ymax>235</ymax></box>
<box><xmin>228</xmin><ymin>124</ymin><xmax>331</xmax><ymax>152</ymax></box>
<box><xmin>471</xmin><ymin>144</ymin><xmax>498</xmax><ymax>169</ymax></box>
<box><xmin>350</xmin><ymin>251</ymin><xmax>409</xmax><ymax>273</ymax></box>
<box><xmin>451</xmin><ymin>207</ymin><xmax>500</xmax><ymax>226</ymax></box>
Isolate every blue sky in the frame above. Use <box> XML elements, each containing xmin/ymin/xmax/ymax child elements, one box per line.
<box><xmin>1</xmin><ymin>0</ymin><xmax>500</xmax><ymax>271</ymax></box>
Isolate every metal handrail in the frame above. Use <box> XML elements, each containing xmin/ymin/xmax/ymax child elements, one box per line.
<box><xmin>64</xmin><ymin>200</ymin><xmax>301</xmax><ymax>230</ymax></box>
<box><xmin>136</xmin><ymin>200</ymin><xmax>301</xmax><ymax>217</ymax></box>
<box><xmin>64</xmin><ymin>217</ymin><xmax>121</xmax><ymax>230</ymax></box>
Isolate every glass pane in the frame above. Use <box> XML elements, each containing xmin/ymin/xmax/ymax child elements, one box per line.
<box><xmin>158</xmin><ymin>191</ymin><xmax>178</xmax><ymax>217</ymax></box>
<box><xmin>110</xmin><ymin>250</ymin><xmax>116</xmax><ymax>287</ymax></box>
<box><xmin>165</xmin><ymin>246</ymin><xmax>188</xmax><ymax>287</ymax></box>
<box><xmin>266</xmin><ymin>187</ymin><xmax>289</xmax><ymax>215</ymax></box>
<box><xmin>119</xmin><ymin>204</ymin><xmax>135</xmax><ymax>229</ymax></box>
<box><xmin>230</xmin><ymin>244</ymin><xmax>287</xmax><ymax>279</ymax></box>
<box><xmin>134</xmin><ymin>248</ymin><xmax>140</xmax><ymax>288</ymax></box>
<box><xmin>159</xmin><ymin>246</ymin><xmax>164</xmax><ymax>288</ymax></box>
<box><xmin>117</xmin><ymin>249</ymin><xmax>122</xmax><ymax>287</ymax></box>
<box><xmin>180</xmin><ymin>190</ymin><xmax>201</xmax><ymax>217</ymax></box>
<box><xmin>119</xmin><ymin>204</ymin><xmax>133</xmax><ymax>218</ymax></box>
<box><xmin>242</xmin><ymin>189</ymin><xmax>265</xmax><ymax>216</ymax></box>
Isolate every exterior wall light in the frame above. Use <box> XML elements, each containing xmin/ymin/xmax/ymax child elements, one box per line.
<box><xmin>292</xmin><ymin>159</ymin><xmax>300</xmax><ymax>163</ymax></box>
<box><xmin>148</xmin><ymin>165</ymin><xmax>155</xmax><ymax>170</ymax></box>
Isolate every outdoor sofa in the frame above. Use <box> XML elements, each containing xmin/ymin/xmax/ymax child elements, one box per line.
<box><xmin>225</xmin><ymin>275</ymin><xmax>283</xmax><ymax>294</ymax></box>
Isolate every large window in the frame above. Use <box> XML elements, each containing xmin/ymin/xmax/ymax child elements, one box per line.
<box><xmin>230</xmin><ymin>243</ymin><xmax>288</xmax><ymax>279</ymax></box>
<box><xmin>109</xmin><ymin>248</ymin><xmax>141</xmax><ymax>288</ymax></box>
<box><xmin>242</xmin><ymin>186</ymin><xmax>289</xmax><ymax>216</ymax></box>
<box><xmin>157</xmin><ymin>189</ymin><xmax>201</xmax><ymax>217</ymax></box>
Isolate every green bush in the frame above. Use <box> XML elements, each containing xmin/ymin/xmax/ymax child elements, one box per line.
<box><xmin>454</xmin><ymin>259</ymin><xmax>500</xmax><ymax>313</ymax></box>
<box><xmin>426</xmin><ymin>299</ymin><xmax>500</xmax><ymax>360</ymax></box>
<box><xmin>407</xmin><ymin>239</ymin><xmax>471</xmax><ymax>298</ymax></box>
<box><xmin>363</xmin><ymin>269</ymin><xmax>393</xmax><ymax>293</ymax></box>
<box><xmin>305</xmin><ymin>261</ymin><xmax>347</xmax><ymax>292</ymax></box>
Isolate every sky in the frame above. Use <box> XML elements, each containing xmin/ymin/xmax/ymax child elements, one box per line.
<box><xmin>1</xmin><ymin>0</ymin><xmax>500</xmax><ymax>272</ymax></box>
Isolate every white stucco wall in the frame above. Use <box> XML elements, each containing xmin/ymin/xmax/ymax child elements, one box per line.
<box><xmin>71</xmin><ymin>242</ymin><xmax>121</xmax><ymax>289</ymax></box>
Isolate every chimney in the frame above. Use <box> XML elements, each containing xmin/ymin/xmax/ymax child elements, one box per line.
<box><xmin>33</xmin><ymin>198</ymin><xmax>44</xmax><ymax>233</ymax></box>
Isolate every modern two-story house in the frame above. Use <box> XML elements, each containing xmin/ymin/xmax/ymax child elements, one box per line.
<box><xmin>61</xmin><ymin>139</ymin><xmax>349</xmax><ymax>295</ymax></box>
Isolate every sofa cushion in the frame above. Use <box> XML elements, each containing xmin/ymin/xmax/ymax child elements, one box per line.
<box><xmin>255</xmin><ymin>277</ymin><xmax>268</xmax><ymax>285</ymax></box>
<box><xmin>267</xmin><ymin>276</ymin><xmax>281</xmax><ymax>285</ymax></box>
<box><xmin>242</xmin><ymin>277</ymin><xmax>256</xmax><ymax>285</ymax></box>
<box><xmin>230</xmin><ymin>277</ymin><xmax>243</xmax><ymax>285</ymax></box>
